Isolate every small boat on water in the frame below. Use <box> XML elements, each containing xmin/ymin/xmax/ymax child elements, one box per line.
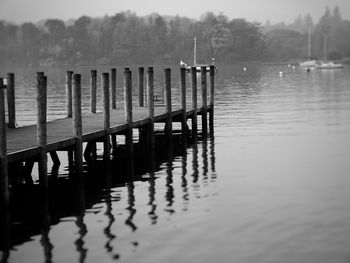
<box><xmin>299</xmin><ymin>27</ymin><xmax>316</xmax><ymax>68</ymax></box>
<box><xmin>315</xmin><ymin>34</ymin><xmax>343</xmax><ymax>69</ymax></box>
<box><xmin>315</xmin><ymin>61</ymin><xmax>344</xmax><ymax>69</ymax></box>
<box><xmin>180</xmin><ymin>37</ymin><xmax>217</xmax><ymax>72</ymax></box>
<box><xmin>299</xmin><ymin>59</ymin><xmax>317</xmax><ymax>67</ymax></box>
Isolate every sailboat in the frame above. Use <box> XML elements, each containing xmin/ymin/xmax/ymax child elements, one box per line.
<box><xmin>315</xmin><ymin>34</ymin><xmax>343</xmax><ymax>69</ymax></box>
<box><xmin>299</xmin><ymin>27</ymin><xmax>316</xmax><ymax>67</ymax></box>
<box><xmin>180</xmin><ymin>37</ymin><xmax>217</xmax><ymax>72</ymax></box>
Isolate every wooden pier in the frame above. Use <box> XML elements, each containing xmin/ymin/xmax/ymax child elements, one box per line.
<box><xmin>0</xmin><ymin>66</ymin><xmax>215</xmax><ymax>206</ymax></box>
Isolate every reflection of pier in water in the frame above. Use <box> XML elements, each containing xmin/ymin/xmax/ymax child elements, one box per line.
<box><xmin>1</xmin><ymin>134</ymin><xmax>216</xmax><ymax>262</ymax></box>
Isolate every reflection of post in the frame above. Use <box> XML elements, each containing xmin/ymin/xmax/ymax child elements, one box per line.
<box><xmin>191</xmin><ymin>143</ymin><xmax>199</xmax><ymax>183</ymax></box>
<box><xmin>210</xmin><ymin>137</ymin><xmax>217</xmax><ymax>181</ymax></box>
<box><xmin>125</xmin><ymin>182</ymin><xmax>137</xmax><ymax>231</ymax></box>
<box><xmin>103</xmin><ymin>193</ymin><xmax>117</xmax><ymax>256</ymax></box>
<box><xmin>74</xmin><ymin>179</ymin><xmax>87</xmax><ymax>263</ymax></box>
<box><xmin>202</xmin><ymin>140</ymin><xmax>208</xmax><ymax>184</ymax></box>
<box><xmin>0</xmin><ymin>78</ymin><xmax>10</xmax><ymax>252</ymax></box>
<box><xmin>148</xmin><ymin>178</ymin><xmax>157</xmax><ymax>225</ymax></box>
<box><xmin>165</xmin><ymin>160</ymin><xmax>174</xmax><ymax>213</ymax></box>
<box><xmin>75</xmin><ymin>215</ymin><xmax>87</xmax><ymax>263</ymax></box>
<box><xmin>40</xmin><ymin>203</ymin><xmax>53</xmax><ymax>263</ymax></box>
<box><xmin>181</xmin><ymin>152</ymin><xmax>189</xmax><ymax>211</ymax></box>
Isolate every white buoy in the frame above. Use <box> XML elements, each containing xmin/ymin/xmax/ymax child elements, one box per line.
<box><xmin>243</xmin><ymin>67</ymin><xmax>247</xmax><ymax>71</ymax></box>
<box><xmin>292</xmin><ymin>65</ymin><xmax>295</xmax><ymax>69</ymax></box>
<box><xmin>279</xmin><ymin>71</ymin><xmax>283</xmax><ymax>76</ymax></box>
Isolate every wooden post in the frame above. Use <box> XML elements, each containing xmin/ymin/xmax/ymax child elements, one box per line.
<box><xmin>73</xmin><ymin>74</ymin><xmax>83</xmax><ymax>177</ymax></box>
<box><xmin>147</xmin><ymin>67</ymin><xmax>155</xmax><ymax>171</ymax></box>
<box><xmin>36</xmin><ymin>73</ymin><xmax>48</xmax><ymax>187</ymax></box>
<box><xmin>138</xmin><ymin>67</ymin><xmax>144</xmax><ymax>107</ymax></box>
<box><xmin>201</xmin><ymin>66</ymin><xmax>208</xmax><ymax>138</ymax></box>
<box><xmin>66</xmin><ymin>71</ymin><xmax>73</xmax><ymax>118</ymax></box>
<box><xmin>209</xmin><ymin>65</ymin><xmax>215</xmax><ymax>136</ymax></box>
<box><xmin>191</xmin><ymin>67</ymin><xmax>198</xmax><ymax>139</ymax></box>
<box><xmin>180</xmin><ymin>67</ymin><xmax>187</xmax><ymax>141</ymax></box>
<box><xmin>147</xmin><ymin>67</ymin><xmax>155</xmax><ymax>133</ymax></box>
<box><xmin>164</xmin><ymin>68</ymin><xmax>172</xmax><ymax>138</ymax></box>
<box><xmin>90</xmin><ymin>70</ymin><xmax>97</xmax><ymax>114</ymax></box>
<box><xmin>124</xmin><ymin>69</ymin><xmax>134</xmax><ymax>177</ymax></box>
<box><xmin>6</xmin><ymin>73</ymin><xmax>16</xmax><ymax>128</ymax></box>
<box><xmin>102</xmin><ymin>73</ymin><xmax>111</xmax><ymax>164</ymax></box>
<box><xmin>111</xmin><ymin>68</ymin><xmax>117</xmax><ymax>109</ymax></box>
<box><xmin>0</xmin><ymin>78</ymin><xmax>9</xmax><ymax>208</ymax></box>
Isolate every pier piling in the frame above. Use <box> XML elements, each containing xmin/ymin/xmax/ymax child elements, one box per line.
<box><xmin>90</xmin><ymin>70</ymin><xmax>97</xmax><ymax>114</ymax></box>
<box><xmin>36</xmin><ymin>73</ymin><xmax>48</xmax><ymax>187</ymax></box>
<box><xmin>6</xmin><ymin>73</ymin><xmax>16</xmax><ymax>128</ymax></box>
<box><xmin>66</xmin><ymin>71</ymin><xmax>73</xmax><ymax>118</ymax></box>
<box><xmin>191</xmin><ymin>67</ymin><xmax>198</xmax><ymax>139</ymax></box>
<box><xmin>201</xmin><ymin>66</ymin><xmax>208</xmax><ymax>138</ymax></box>
<box><xmin>138</xmin><ymin>67</ymin><xmax>144</xmax><ymax>107</ymax></box>
<box><xmin>0</xmin><ymin>78</ymin><xmax>9</xmax><ymax>206</ymax></box>
<box><xmin>72</xmin><ymin>74</ymin><xmax>83</xmax><ymax>177</ymax></box>
<box><xmin>111</xmin><ymin>68</ymin><xmax>117</xmax><ymax>109</ymax></box>
<box><xmin>209</xmin><ymin>65</ymin><xmax>215</xmax><ymax>136</ymax></box>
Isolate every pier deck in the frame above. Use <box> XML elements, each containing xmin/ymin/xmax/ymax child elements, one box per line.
<box><xmin>6</xmin><ymin>105</ymin><xmax>207</xmax><ymax>163</ymax></box>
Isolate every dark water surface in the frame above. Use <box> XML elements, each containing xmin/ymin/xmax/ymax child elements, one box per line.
<box><xmin>1</xmin><ymin>64</ymin><xmax>350</xmax><ymax>263</ymax></box>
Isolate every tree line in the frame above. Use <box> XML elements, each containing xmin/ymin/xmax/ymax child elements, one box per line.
<box><xmin>1</xmin><ymin>8</ymin><xmax>349</xmax><ymax>67</ymax></box>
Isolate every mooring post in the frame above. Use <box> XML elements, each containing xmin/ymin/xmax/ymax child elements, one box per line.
<box><xmin>0</xmin><ymin>78</ymin><xmax>10</xmax><ymax>252</ymax></box>
<box><xmin>102</xmin><ymin>73</ymin><xmax>111</xmax><ymax>164</ymax></box>
<box><xmin>90</xmin><ymin>70</ymin><xmax>97</xmax><ymax>114</ymax></box>
<box><xmin>6</xmin><ymin>73</ymin><xmax>16</xmax><ymax>128</ymax></box>
<box><xmin>111</xmin><ymin>68</ymin><xmax>116</xmax><ymax>109</ymax></box>
<box><xmin>0</xmin><ymin>78</ymin><xmax>9</xmax><ymax>208</ymax></box>
<box><xmin>164</xmin><ymin>68</ymin><xmax>173</xmax><ymax>139</ymax></box>
<box><xmin>73</xmin><ymin>74</ymin><xmax>83</xmax><ymax>177</ymax></box>
<box><xmin>138</xmin><ymin>67</ymin><xmax>144</xmax><ymax>107</ymax></box>
<box><xmin>147</xmin><ymin>67</ymin><xmax>155</xmax><ymax>144</ymax></box>
<box><xmin>201</xmin><ymin>66</ymin><xmax>208</xmax><ymax>138</ymax></box>
<box><xmin>191</xmin><ymin>67</ymin><xmax>198</xmax><ymax>139</ymax></box>
<box><xmin>209</xmin><ymin>65</ymin><xmax>215</xmax><ymax>136</ymax></box>
<box><xmin>66</xmin><ymin>71</ymin><xmax>73</xmax><ymax>118</ymax></box>
<box><xmin>124</xmin><ymin>69</ymin><xmax>133</xmax><ymax>149</ymax></box>
<box><xmin>147</xmin><ymin>67</ymin><xmax>155</xmax><ymax>171</ymax></box>
<box><xmin>180</xmin><ymin>67</ymin><xmax>188</xmax><ymax>142</ymax></box>
<box><xmin>124</xmin><ymin>69</ymin><xmax>134</xmax><ymax>177</ymax></box>
<box><xmin>36</xmin><ymin>73</ymin><xmax>48</xmax><ymax>187</ymax></box>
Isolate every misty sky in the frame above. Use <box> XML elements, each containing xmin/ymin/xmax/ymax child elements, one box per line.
<box><xmin>1</xmin><ymin>0</ymin><xmax>349</xmax><ymax>24</ymax></box>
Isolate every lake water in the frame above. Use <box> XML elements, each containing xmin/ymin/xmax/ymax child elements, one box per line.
<box><xmin>1</xmin><ymin>64</ymin><xmax>350</xmax><ymax>263</ymax></box>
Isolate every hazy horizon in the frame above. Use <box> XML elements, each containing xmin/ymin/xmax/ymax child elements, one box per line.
<box><xmin>1</xmin><ymin>0</ymin><xmax>350</xmax><ymax>25</ymax></box>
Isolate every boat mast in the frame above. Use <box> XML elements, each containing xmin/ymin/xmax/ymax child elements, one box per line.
<box><xmin>323</xmin><ymin>33</ymin><xmax>327</xmax><ymax>61</ymax></box>
<box><xmin>307</xmin><ymin>27</ymin><xmax>311</xmax><ymax>59</ymax></box>
<box><xmin>194</xmin><ymin>37</ymin><xmax>197</xmax><ymax>65</ymax></box>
